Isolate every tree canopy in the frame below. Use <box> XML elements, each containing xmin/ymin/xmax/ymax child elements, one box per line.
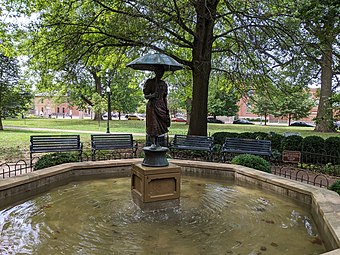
<box><xmin>0</xmin><ymin>54</ymin><xmax>32</xmax><ymax>130</ymax></box>
<box><xmin>4</xmin><ymin>0</ymin><xmax>340</xmax><ymax>134</ymax></box>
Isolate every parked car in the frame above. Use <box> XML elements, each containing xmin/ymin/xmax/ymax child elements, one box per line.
<box><xmin>207</xmin><ymin>117</ymin><xmax>224</xmax><ymax>124</ymax></box>
<box><xmin>289</xmin><ymin>121</ymin><xmax>314</xmax><ymax>127</ymax></box>
<box><xmin>127</xmin><ymin>114</ymin><xmax>144</xmax><ymax>120</ymax></box>
<box><xmin>171</xmin><ymin>117</ymin><xmax>187</xmax><ymax>122</ymax></box>
<box><xmin>334</xmin><ymin>121</ymin><xmax>340</xmax><ymax>130</ymax></box>
<box><xmin>102</xmin><ymin>112</ymin><xmax>117</xmax><ymax>120</ymax></box>
<box><xmin>233</xmin><ymin>119</ymin><xmax>254</xmax><ymax>125</ymax></box>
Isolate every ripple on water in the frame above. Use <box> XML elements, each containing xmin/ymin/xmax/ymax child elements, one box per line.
<box><xmin>0</xmin><ymin>176</ymin><xmax>326</xmax><ymax>255</ymax></box>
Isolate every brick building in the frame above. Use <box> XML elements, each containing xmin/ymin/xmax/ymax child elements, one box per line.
<box><xmin>33</xmin><ymin>93</ymin><xmax>92</xmax><ymax>119</ymax></box>
<box><xmin>236</xmin><ymin>88</ymin><xmax>319</xmax><ymax>124</ymax></box>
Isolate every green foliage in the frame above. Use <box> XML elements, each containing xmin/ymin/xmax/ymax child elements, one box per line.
<box><xmin>249</xmin><ymin>87</ymin><xmax>277</xmax><ymax>125</ymax></box>
<box><xmin>252</xmin><ymin>132</ymin><xmax>269</xmax><ymax>140</ymax></box>
<box><xmin>295</xmin><ymin>0</ymin><xmax>339</xmax><ymax>132</ymax></box>
<box><xmin>34</xmin><ymin>152</ymin><xmax>79</xmax><ymax>170</ymax></box>
<box><xmin>328</xmin><ymin>180</ymin><xmax>340</xmax><ymax>195</ymax></box>
<box><xmin>302</xmin><ymin>136</ymin><xmax>325</xmax><ymax>153</ymax></box>
<box><xmin>273</xmin><ymin>88</ymin><xmax>315</xmax><ymax>125</ymax></box>
<box><xmin>323</xmin><ymin>163</ymin><xmax>340</xmax><ymax>176</ymax></box>
<box><xmin>237</xmin><ymin>132</ymin><xmax>257</xmax><ymax>139</ymax></box>
<box><xmin>208</xmin><ymin>79</ymin><xmax>239</xmax><ymax>117</ymax></box>
<box><xmin>271</xmin><ymin>149</ymin><xmax>282</xmax><ymax>162</ymax></box>
<box><xmin>0</xmin><ymin>54</ymin><xmax>32</xmax><ymax>129</ymax></box>
<box><xmin>267</xmin><ymin>132</ymin><xmax>284</xmax><ymax>152</ymax></box>
<box><xmin>281</xmin><ymin>135</ymin><xmax>303</xmax><ymax>151</ymax></box>
<box><xmin>324</xmin><ymin>137</ymin><xmax>340</xmax><ymax>157</ymax></box>
<box><xmin>212</xmin><ymin>132</ymin><xmax>239</xmax><ymax>145</ymax></box>
<box><xmin>231</xmin><ymin>154</ymin><xmax>271</xmax><ymax>173</ymax></box>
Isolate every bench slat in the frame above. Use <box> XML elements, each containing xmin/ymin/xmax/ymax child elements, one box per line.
<box><xmin>91</xmin><ymin>134</ymin><xmax>137</xmax><ymax>160</ymax></box>
<box><xmin>30</xmin><ymin>135</ymin><xmax>83</xmax><ymax>165</ymax></box>
<box><xmin>221</xmin><ymin>138</ymin><xmax>272</xmax><ymax>160</ymax></box>
<box><xmin>169</xmin><ymin>134</ymin><xmax>214</xmax><ymax>160</ymax></box>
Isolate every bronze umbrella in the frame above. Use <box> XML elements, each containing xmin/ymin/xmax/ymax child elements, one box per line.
<box><xmin>126</xmin><ymin>53</ymin><xmax>183</xmax><ymax>71</ymax></box>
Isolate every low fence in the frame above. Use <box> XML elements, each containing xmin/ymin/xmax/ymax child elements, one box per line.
<box><xmin>1</xmin><ymin>151</ymin><xmax>338</xmax><ymax>188</ymax></box>
<box><xmin>271</xmin><ymin>164</ymin><xmax>330</xmax><ymax>188</ymax></box>
<box><xmin>0</xmin><ymin>160</ymin><xmax>32</xmax><ymax>179</ymax></box>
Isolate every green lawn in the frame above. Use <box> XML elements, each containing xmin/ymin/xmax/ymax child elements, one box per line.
<box><xmin>1</xmin><ymin>118</ymin><xmax>339</xmax><ymax>162</ymax></box>
<box><xmin>3</xmin><ymin>118</ymin><xmax>339</xmax><ymax>138</ymax></box>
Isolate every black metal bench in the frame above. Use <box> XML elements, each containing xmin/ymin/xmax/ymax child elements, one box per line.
<box><xmin>30</xmin><ymin>135</ymin><xmax>83</xmax><ymax>166</ymax></box>
<box><xmin>221</xmin><ymin>138</ymin><xmax>272</xmax><ymax>162</ymax></box>
<box><xmin>169</xmin><ymin>134</ymin><xmax>214</xmax><ymax>161</ymax></box>
<box><xmin>91</xmin><ymin>134</ymin><xmax>138</xmax><ymax>161</ymax></box>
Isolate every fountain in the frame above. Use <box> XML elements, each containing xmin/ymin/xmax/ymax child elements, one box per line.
<box><xmin>0</xmin><ymin>159</ymin><xmax>339</xmax><ymax>254</ymax></box>
<box><xmin>127</xmin><ymin>53</ymin><xmax>183</xmax><ymax>211</ymax></box>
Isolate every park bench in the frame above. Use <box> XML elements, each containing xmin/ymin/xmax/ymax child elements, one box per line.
<box><xmin>169</xmin><ymin>134</ymin><xmax>214</xmax><ymax>161</ymax></box>
<box><xmin>91</xmin><ymin>134</ymin><xmax>138</xmax><ymax>161</ymax></box>
<box><xmin>30</xmin><ymin>135</ymin><xmax>83</xmax><ymax>166</ymax></box>
<box><xmin>221</xmin><ymin>138</ymin><xmax>272</xmax><ymax>162</ymax></box>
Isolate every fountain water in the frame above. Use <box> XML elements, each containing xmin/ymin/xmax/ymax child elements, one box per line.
<box><xmin>0</xmin><ymin>159</ymin><xmax>339</xmax><ymax>254</ymax></box>
<box><xmin>0</xmin><ymin>176</ymin><xmax>327</xmax><ymax>254</ymax></box>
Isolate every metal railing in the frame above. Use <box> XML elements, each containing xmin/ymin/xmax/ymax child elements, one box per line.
<box><xmin>271</xmin><ymin>164</ymin><xmax>330</xmax><ymax>188</ymax></box>
<box><xmin>1</xmin><ymin>160</ymin><xmax>32</xmax><ymax>179</ymax></box>
<box><xmin>1</xmin><ymin>150</ymin><xmax>338</xmax><ymax>189</ymax></box>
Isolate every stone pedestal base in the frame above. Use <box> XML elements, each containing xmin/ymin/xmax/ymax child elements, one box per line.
<box><xmin>131</xmin><ymin>163</ymin><xmax>181</xmax><ymax>210</ymax></box>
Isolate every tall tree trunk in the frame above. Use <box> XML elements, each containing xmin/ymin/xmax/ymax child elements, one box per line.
<box><xmin>188</xmin><ymin>0</ymin><xmax>219</xmax><ymax>136</ymax></box>
<box><xmin>186</xmin><ymin>97</ymin><xmax>192</xmax><ymax>125</ymax></box>
<box><xmin>0</xmin><ymin>117</ymin><xmax>3</xmax><ymax>130</ymax></box>
<box><xmin>314</xmin><ymin>44</ymin><xmax>334</xmax><ymax>132</ymax></box>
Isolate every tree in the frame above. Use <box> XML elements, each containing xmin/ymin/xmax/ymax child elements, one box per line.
<box><xmin>250</xmin><ymin>92</ymin><xmax>277</xmax><ymax>126</ymax></box>
<box><xmin>273</xmin><ymin>88</ymin><xmax>315</xmax><ymax>125</ymax></box>
<box><xmin>0</xmin><ymin>54</ymin><xmax>32</xmax><ymax>130</ymax></box>
<box><xmin>11</xmin><ymin>0</ymin><xmax>301</xmax><ymax>136</ymax></box>
<box><xmin>208</xmin><ymin>77</ymin><xmax>239</xmax><ymax>118</ymax></box>
<box><xmin>167</xmin><ymin>70</ymin><xmax>193</xmax><ymax>121</ymax></box>
<box><xmin>110</xmin><ymin>71</ymin><xmax>144</xmax><ymax>119</ymax></box>
<box><xmin>295</xmin><ymin>0</ymin><xmax>340</xmax><ymax>132</ymax></box>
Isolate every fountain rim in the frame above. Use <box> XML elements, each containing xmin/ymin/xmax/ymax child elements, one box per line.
<box><xmin>0</xmin><ymin>158</ymin><xmax>339</xmax><ymax>254</ymax></box>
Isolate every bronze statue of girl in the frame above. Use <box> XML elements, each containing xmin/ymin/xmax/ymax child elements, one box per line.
<box><xmin>143</xmin><ymin>65</ymin><xmax>170</xmax><ymax>149</ymax></box>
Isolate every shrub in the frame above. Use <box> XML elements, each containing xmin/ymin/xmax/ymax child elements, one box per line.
<box><xmin>271</xmin><ymin>149</ymin><xmax>282</xmax><ymax>162</ymax></box>
<box><xmin>237</xmin><ymin>132</ymin><xmax>257</xmax><ymax>139</ymax></box>
<box><xmin>34</xmin><ymin>152</ymin><xmax>79</xmax><ymax>170</ymax></box>
<box><xmin>281</xmin><ymin>135</ymin><xmax>303</xmax><ymax>151</ymax></box>
<box><xmin>325</xmin><ymin>137</ymin><xmax>340</xmax><ymax>164</ymax></box>
<box><xmin>323</xmin><ymin>163</ymin><xmax>340</xmax><ymax>176</ymax></box>
<box><xmin>231</xmin><ymin>154</ymin><xmax>271</xmax><ymax>173</ymax></box>
<box><xmin>252</xmin><ymin>132</ymin><xmax>269</xmax><ymax>140</ymax></box>
<box><xmin>212</xmin><ymin>132</ymin><xmax>239</xmax><ymax>145</ymax></box>
<box><xmin>328</xmin><ymin>180</ymin><xmax>340</xmax><ymax>195</ymax></box>
<box><xmin>267</xmin><ymin>132</ymin><xmax>284</xmax><ymax>152</ymax></box>
<box><xmin>302</xmin><ymin>136</ymin><xmax>325</xmax><ymax>153</ymax></box>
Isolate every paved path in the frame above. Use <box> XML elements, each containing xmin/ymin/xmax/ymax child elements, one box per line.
<box><xmin>4</xmin><ymin>126</ymin><xmax>146</xmax><ymax>136</ymax></box>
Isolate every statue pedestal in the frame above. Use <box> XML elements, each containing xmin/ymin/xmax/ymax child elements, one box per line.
<box><xmin>142</xmin><ymin>146</ymin><xmax>169</xmax><ymax>167</ymax></box>
<box><xmin>131</xmin><ymin>163</ymin><xmax>181</xmax><ymax>210</ymax></box>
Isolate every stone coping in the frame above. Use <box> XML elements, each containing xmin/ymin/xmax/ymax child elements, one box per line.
<box><xmin>0</xmin><ymin>158</ymin><xmax>339</xmax><ymax>254</ymax></box>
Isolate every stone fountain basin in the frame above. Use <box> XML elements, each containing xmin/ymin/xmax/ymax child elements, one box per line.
<box><xmin>0</xmin><ymin>158</ymin><xmax>339</xmax><ymax>254</ymax></box>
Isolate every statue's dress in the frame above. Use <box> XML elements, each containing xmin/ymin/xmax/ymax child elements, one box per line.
<box><xmin>143</xmin><ymin>78</ymin><xmax>170</xmax><ymax>137</ymax></box>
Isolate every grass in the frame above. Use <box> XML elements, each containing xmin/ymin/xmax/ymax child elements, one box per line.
<box><xmin>3</xmin><ymin>118</ymin><xmax>339</xmax><ymax>138</ymax></box>
<box><xmin>1</xmin><ymin>118</ymin><xmax>339</xmax><ymax>162</ymax></box>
